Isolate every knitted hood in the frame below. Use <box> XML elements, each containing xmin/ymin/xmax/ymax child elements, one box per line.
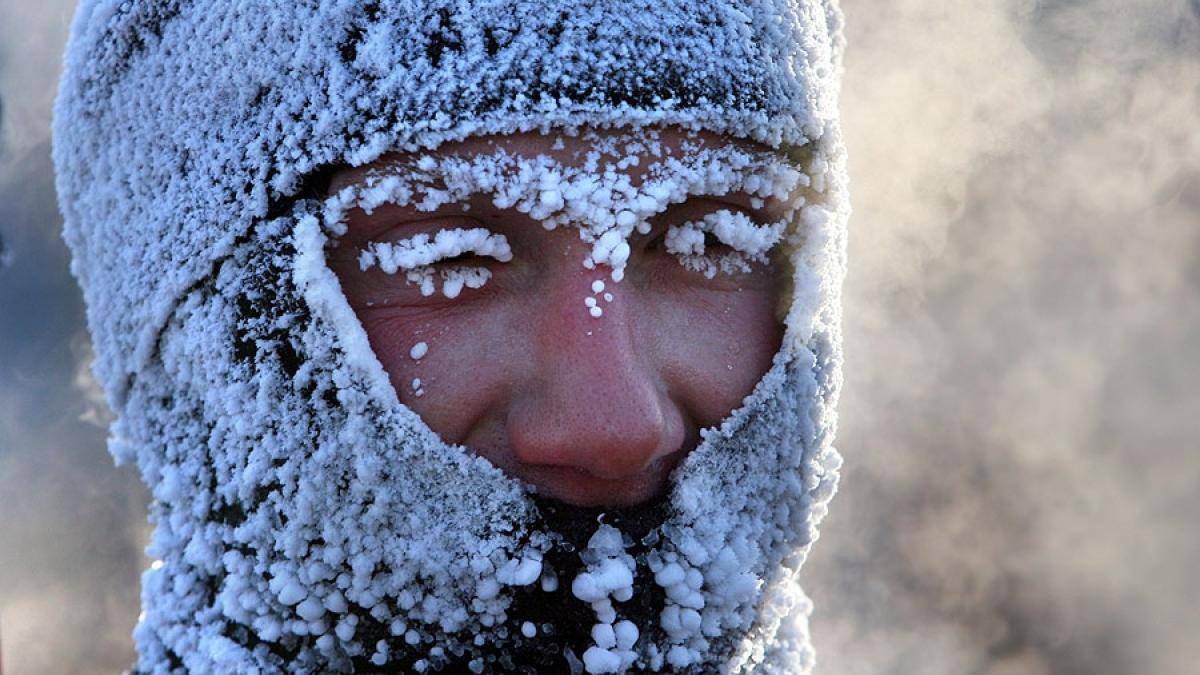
<box><xmin>54</xmin><ymin>1</ymin><xmax>848</xmax><ymax>672</ymax></box>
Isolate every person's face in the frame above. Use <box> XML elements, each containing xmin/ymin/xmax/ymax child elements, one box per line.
<box><xmin>326</xmin><ymin>128</ymin><xmax>796</xmax><ymax>508</ymax></box>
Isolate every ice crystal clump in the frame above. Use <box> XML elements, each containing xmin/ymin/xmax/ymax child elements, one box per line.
<box><xmin>357</xmin><ymin>228</ymin><xmax>512</xmax><ymax>298</ymax></box>
<box><xmin>572</xmin><ymin>525</ymin><xmax>640</xmax><ymax>672</ymax></box>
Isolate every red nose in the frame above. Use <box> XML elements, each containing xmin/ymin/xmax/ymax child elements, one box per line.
<box><xmin>505</xmin><ymin>257</ymin><xmax>687</xmax><ymax>507</ymax></box>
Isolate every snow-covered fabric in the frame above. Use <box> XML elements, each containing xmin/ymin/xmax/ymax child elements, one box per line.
<box><xmin>53</xmin><ymin>0</ymin><xmax>848</xmax><ymax>672</ymax></box>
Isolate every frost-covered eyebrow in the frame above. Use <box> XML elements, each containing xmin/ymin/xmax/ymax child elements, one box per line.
<box><xmin>338</xmin><ymin>191</ymin><xmax>791</xmax><ymax>246</ymax></box>
<box><xmin>326</xmin><ymin>162</ymin><xmax>802</xmax><ymax>227</ymax></box>
<box><xmin>326</xmin><ymin>144</ymin><xmax>801</xmax><ymax>209</ymax></box>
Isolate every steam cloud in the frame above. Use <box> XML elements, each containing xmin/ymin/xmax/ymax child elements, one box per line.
<box><xmin>806</xmin><ymin>1</ymin><xmax>1200</xmax><ymax>674</ymax></box>
<box><xmin>0</xmin><ymin>2</ymin><xmax>148</xmax><ymax>673</ymax></box>
<box><xmin>0</xmin><ymin>0</ymin><xmax>1197</xmax><ymax>673</ymax></box>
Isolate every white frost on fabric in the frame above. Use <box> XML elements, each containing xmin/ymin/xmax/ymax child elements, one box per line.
<box><xmin>573</xmin><ymin>526</ymin><xmax>640</xmax><ymax>673</ymax></box>
<box><xmin>53</xmin><ymin>0</ymin><xmax>849</xmax><ymax>671</ymax></box>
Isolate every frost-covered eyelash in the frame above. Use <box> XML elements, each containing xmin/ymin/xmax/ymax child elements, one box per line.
<box><xmin>357</xmin><ymin>228</ymin><xmax>512</xmax><ymax>299</ymax></box>
<box><xmin>663</xmin><ymin>210</ymin><xmax>787</xmax><ymax>279</ymax></box>
<box><xmin>358</xmin><ymin>228</ymin><xmax>513</xmax><ymax>272</ymax></box>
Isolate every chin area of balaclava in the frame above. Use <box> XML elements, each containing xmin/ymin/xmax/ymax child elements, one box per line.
<box><xmin>53</xmin><ymin>1</ymin><xmax>848</xmax><ymax>673</ymax></box>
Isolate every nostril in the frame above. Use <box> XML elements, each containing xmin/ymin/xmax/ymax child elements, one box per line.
<box><xmin>505</xmin><ymin>379</ymin><xmax>690</xmax><ymax>507</ymax></box>
<box><xmin>508</xmin><ymin>404</ymin><xmax>675</xmax><ymax>480</ymax></box>
<box><xmin>567</xmin><ymin>430</ymin><xmax>670</xmax><ymax>482</ymax></box>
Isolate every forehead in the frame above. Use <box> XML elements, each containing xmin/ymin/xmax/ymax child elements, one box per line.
<box><xmin>327</xmin><ymin>127</ymin><xmax>783</xmax><ymax>194</ymax></box>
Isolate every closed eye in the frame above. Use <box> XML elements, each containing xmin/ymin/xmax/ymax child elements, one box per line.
<box><xmin>641</xmin><ymin>206</ymin><xmax>786</xmax><ymax>281</ymax></box>
<box><xmin>646</xmin><ymin>228</ymin><xmax>731</xmax><ymax>253</ymax></box>
<box><xmin>431</xmin><ymin>251</ymin><xmax>494</xmax><ymax>267</ymax></box>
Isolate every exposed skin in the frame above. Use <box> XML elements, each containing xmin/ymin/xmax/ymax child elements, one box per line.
<box><xmin>326</xmin><ymin>127</ymin><xmax>794</xmax><ymax>508</ymax></box>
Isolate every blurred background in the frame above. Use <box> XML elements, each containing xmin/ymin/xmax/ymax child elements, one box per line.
<box><xmin>0</xmin><ymin>1</ymin><xmax>1197</xmax><ymax>673</ymax></box>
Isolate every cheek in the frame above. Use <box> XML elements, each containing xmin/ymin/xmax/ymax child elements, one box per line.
<box><xmin>639</xmin><ymin>284</ymin><xmax>785</xmax><ymax>427</ymax></box>
<box><xmin>346</xmin><ymin>267</ymin><xmax>784</xmax><ymax>445</ymax></box>
<box><xmin>361</xmin><ymin>309</ymin><xmax>517</xmax><ymax>445</ymax></box>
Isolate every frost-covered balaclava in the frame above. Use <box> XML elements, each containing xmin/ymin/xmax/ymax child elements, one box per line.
<box><xmin>54</xmin><ymin>1</ymin><xmax>847</xmax><ymax>672</ymax></box>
